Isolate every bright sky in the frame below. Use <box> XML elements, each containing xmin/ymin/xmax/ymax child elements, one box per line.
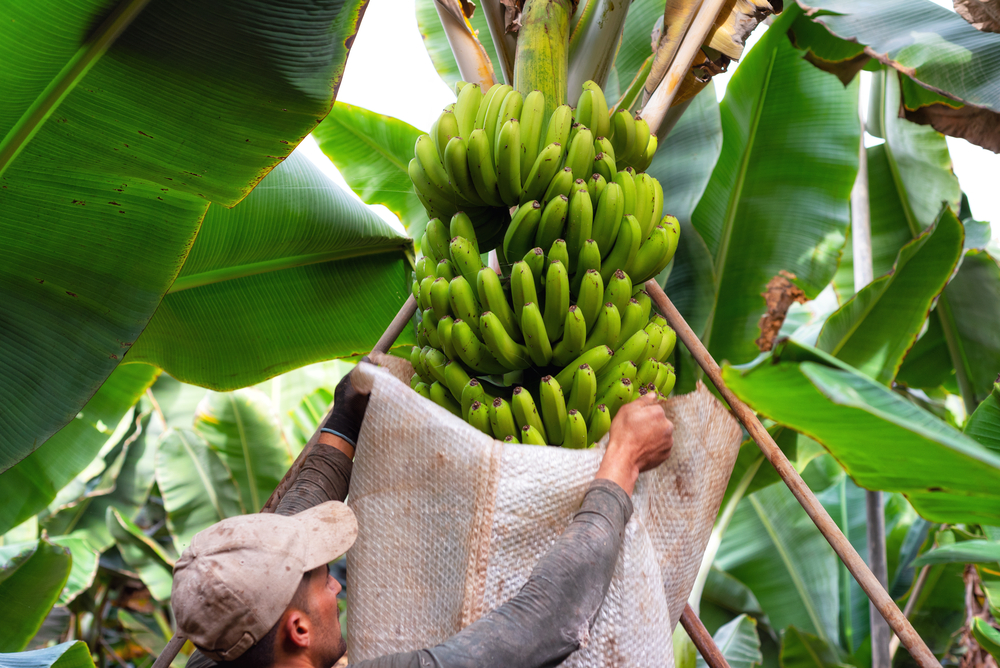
<box><xmin>301</xmin><ymin>0</ymin><xmax>999</xmax><ymax>239</ymax></box>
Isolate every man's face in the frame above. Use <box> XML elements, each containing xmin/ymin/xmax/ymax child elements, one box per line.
<box><xmin>303</xmin><ymin>565</ymin><xmax>346</xmax><ymax>667</ymax></box>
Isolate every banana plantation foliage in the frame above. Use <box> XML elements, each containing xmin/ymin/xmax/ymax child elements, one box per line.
<box><xmin>2</xmin><ymin>0</ymin><xmax>1000</xmax><ymax>667</ymax></box>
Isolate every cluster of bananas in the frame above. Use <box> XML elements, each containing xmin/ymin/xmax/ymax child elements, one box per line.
<box><xmin>408</xmin><ymin>213</ymin><xmax>677</xmax><ymax>448</ymax></box>
<box><xmin>410</xmin><ymin>79</ymin><xmax>660</xmax><ymax>251</ymax></box>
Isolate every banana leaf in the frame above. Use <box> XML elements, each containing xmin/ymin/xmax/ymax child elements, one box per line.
<box><xmin>972</xmin><ymin>618</ymin><xmax>1000</xmax><ymax>664</ymax></box>
<box><xmin>911</xmin><ymin>540</ymin><xmax>1000</xmax><ymax>567</ymax></box>
<box><xmin>1</xmin><ymin>0</ymin><xmax>368</xmax><ymax>470</ymax></box>
<box><xmin>255</xmin><ymin>360</ymin><xmax>352</xmax><ymax>451</ymax></box>
<box><xmin>695</xmin><ymin>614</ymin><xmax>763</xmax><ymax>668</ymax></box>
<box><xmin>684</xmin><ymin>6</ymin><xmax>860</xmax><ymax>367</ymax></box>
<box><xmin>193</xmin><ymin>389</ymin><xmax>292</xmax><ymax>512</ymax></box>
<box><xmin>126</xmin><ymin>151</ymin><xmax>415</xmax><ymax>390</ymax></box>
<box><xmin>107</xmin><ymin>507</ymin><xmax>174</xmax><ymax>602</ymax></box>
<box><xmin>816</xmin><ymin>209</ymin><xmax>964</xmax><ymax>385</ymax></box>
<box><xmin>0</xmin><ymin>642</ymin><xmax>95</xmax><ymax>668</ymax></box>
<box><xmin>966</xmin><ymin>382</ymin><xmax>1000</xmax><ymax>456</ymax></box>
<box><xmin>715</xmin><ymin>483</ymin><xmax>841</xmax><ymax>646</ymax></box>
<box><xmin>49</xmin><ymin>536</ymin><xmax>100</xmax><ymax>606</ymax></box>
<box><xmin>778</xmin><ymin>627</ymin><xmax>852</xmax><ymax>668</ymax></box>
<box><xmin>0</xmin><ymin>363</ymin><xmax>157</xmax><ymax>533</ymax></box>
<box><xmin>0</xmin><ymin>538</ymin><xmax>72</xmax><ymax>651</ymax></box>
<box><xmin>723</xmin><ymin>340</ymin><xmax>1000</xmax><ymax>524</ymax></box>
<box><xmin>313</xmin><ymin>102</ymin><xmax>427</xmax><ymax>236</ymax></box>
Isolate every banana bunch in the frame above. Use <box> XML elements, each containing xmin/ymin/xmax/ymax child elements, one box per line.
<box><xmin>408</xmin><ymin>212</ymin><xmax>677</xmax><ymax>449</ymax></box>
<box><xmin>410</xmin><ymin>80</ymin><xmax>660</xmax><ymax>254</ymax></box>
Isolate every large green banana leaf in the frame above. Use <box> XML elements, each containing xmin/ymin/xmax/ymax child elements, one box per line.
<box><xmin>696</xmin><ymin>615</ymin><xmax>762</xmax><ymax>668</ymax></box>
<box><xmin>715</xmin><ymin>483</ymin><xmax>841</xmax><ymax>645</ymax></box>
<box><xmin>779</xmin><ymin>627</ymin><xmax>851</xmax><ymax>668</ymax></box>
<box><xmin>911</xmin><ymin>540</ymin><xmax>1000</xmax><ymax>567</ymax></box>
<box><xmin>0</xmin><ymin>643</ymin><xmax>95</xmax><ymax>668</ymax></box>
<box><xmin>126</xmin><ymin>151</ymin><xmax>414</xmax><ymax>390</ymax></box>
<box><xmin>49</xmin><ymin>536</ymin><xmax>99</xmax><ymax>606</ymax></box>
<box><xmin>816</xmin><ymin>210</ymin><xmax>964</xmax><ymax>385</ymax></box>
<box><xmin>966</xmin><ymin>383</ymin><xmax>1000</xmax><ymax>455</ymax></box>
<box><xmin>682</xmin><ymin>6</ymin><xmax>859</xmax><ymax>366</ymax></box>
<box><xmin>0</xmin><ymin>538</ymin><xmax>72</xmax><ymax>651</ymax></box>
<box><xmin>1</xmin><ymin>0</ymin><xmax>368</xmax><ymax>470</ymax></box>
<box><xmin>107</xmin><ymin>507</ymin><xmax>174</xmax><ymax>601</ymax></box>
<box><xmin>723</xmin><ymin>340</ymin><xmax>1000</xmax><ymax>523</ymax></box>
<box><xmin>314</xmin><ymin>102</ymin><xmax>427</xmax><ymax>236</ymax></box>
<box><xmin>0</xmin><ymin>363</ymin><xmax>157</xmax><ymax>532</ymax></box>
<box><xmin>193</xmin><ymin>389</ymin><xmax>293</xmax><ymax>512</ymax></box>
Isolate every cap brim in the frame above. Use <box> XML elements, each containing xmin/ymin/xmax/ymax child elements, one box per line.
<box><xmin>293</xmin><ymin>500</ymin><xmax>358</xmax><ymax>570</ymax></box>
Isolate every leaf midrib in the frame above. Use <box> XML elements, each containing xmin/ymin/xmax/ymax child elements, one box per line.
<box><xmin>168</xmin><ymin>241</ymin><xmax>411</xmax><ymax>293</ymax></box>
<box><xmin>175</xmin><ymin>430</ymin><xmax>225</xmax><ymax>521</ymax></box>
<box><xmin>332</xmin><ymin>113</ymin><xmax>411</xmax><ymax>174</ymax></box>
<box><xmin>703</xmin><ymin>46</ymin><xmax>778</xmax><ymax>351</ymax></box>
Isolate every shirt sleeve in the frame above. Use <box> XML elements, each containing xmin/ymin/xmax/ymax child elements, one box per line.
<box><xmin>274</xmin><ymin>445</ymin><xmax>354</xmax><ymax>516</ymax></box>
<box><xmin>347</xmin><ymin>478</ymin><xmax>633</xmax><ymax>668</ymax></box>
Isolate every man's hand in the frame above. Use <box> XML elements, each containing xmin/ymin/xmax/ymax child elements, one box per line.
<box><xmin>595</xmin><ymin>395</ymin><xmax>674</xmax><ymax>496</ymax></box>
<box><xmin>318</xmin><ymin>360</ymin><xmax>372</xmax><ymax>458</ymax></box>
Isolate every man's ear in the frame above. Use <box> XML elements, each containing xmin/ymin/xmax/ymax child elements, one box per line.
<box><xmin>282</xmin><ymin>609</ymin><xmax>311</xmax><ymax>650</ymax></box>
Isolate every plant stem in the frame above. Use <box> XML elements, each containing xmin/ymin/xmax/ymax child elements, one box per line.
<box><xmin>513</xmin><ymin>0</ymin><xmax>573</xmax><ymax>118</ymax></box>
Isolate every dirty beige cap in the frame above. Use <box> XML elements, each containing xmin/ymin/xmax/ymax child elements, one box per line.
<box><xmin>170</xmin><ymin>501</ymin><xmax>357</xmax><ymax>661</ymax></box>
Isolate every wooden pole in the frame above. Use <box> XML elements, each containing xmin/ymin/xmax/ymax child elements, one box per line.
<box><xmin>681</xmin><ymin>604</ymin><xmax>732</xmax><ymax>668</ymax></box>
<box><xmin>643</xmin><ymin>280</ymin><xmax>940</xmax><ymax>668</ymax></box>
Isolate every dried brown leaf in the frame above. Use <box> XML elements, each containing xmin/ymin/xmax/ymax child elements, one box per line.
<box><xmin>955</xmin><ymin>0</ymin><xmax>1000</xmax><ymax>33</ymax></box>
<box><xmin>755</xmin><ymin>270</ymin><xmax>807</xmax><ymax>352</ymax></box>
<box><xmin>904</xmin><ymin>101</ymin><xmax>1000</xmax><ymax>154</ymax></box>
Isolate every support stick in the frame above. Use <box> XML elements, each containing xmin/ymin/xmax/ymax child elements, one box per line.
<box><xmin>681</xmin><ymin>604</ymin><xmax>731</xmax><ymax>668</ymax></box>
<box><xmin>643</xmin><ymin>280</ymin><xmax>940</xmax><ymax>668</ymax></box>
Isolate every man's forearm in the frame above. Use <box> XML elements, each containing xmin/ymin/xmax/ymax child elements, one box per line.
<box><xmin>348</xmin><ymin>479</ymin><xmax>633</xmax><ymax>668</ymax></box>
<box><xmin>274</xmin><ymin>439</ymin><xmax>353</xmax><ymax>516</ymax></box>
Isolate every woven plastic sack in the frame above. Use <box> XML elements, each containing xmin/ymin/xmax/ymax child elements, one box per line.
<box><xmin>347</xmin><ymin>361</ymin><xmax>742</xmax><ymax>666</ymax></box>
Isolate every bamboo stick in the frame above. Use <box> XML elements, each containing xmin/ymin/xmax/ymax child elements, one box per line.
<box><xmin>643</xmin><ymin>280</ymin><xmax>940</xmax><ymax>668</ymax></box>
<box><xmin>681</xmin><ymin>604</ymin><xmax>731</xmax><ymax>668</ymax></box>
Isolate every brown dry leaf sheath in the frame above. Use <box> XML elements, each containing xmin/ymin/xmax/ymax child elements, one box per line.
<box><xmin>755</xmin><ymin>270</ymin><xmax>806</xmax><ymax>352</ymax></box>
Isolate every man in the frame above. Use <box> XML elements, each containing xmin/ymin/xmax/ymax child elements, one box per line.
<box><xmin>171</xmin><ymin>360</ymin><xmax>674</xmax><ymax>668</ymax></box>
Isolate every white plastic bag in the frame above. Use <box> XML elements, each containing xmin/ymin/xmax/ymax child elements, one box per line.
<box><xmin>347</xmin><ymin>362</ymin><xmax>742</xmax><ymax>666</ymax></box>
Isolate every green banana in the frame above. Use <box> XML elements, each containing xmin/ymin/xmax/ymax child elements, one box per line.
<box><xmin>534</xmin><ymin>194</ymin><xmax>568</xmax><ymax>251</ymax></box>
<box><xmin>543</xmin><ymin>104</ymin><xmax>574</xmax><ymax>149</ymax></box>
<box><xmin>586</xmin><ymin>172</ymin><xmax>606</xmax><ymax>205</ymax></box>
<box><xmin>592</xmin><ymin>182</ymin><xmax>624</xmax><ymax>258</ymax></box>
<box><xmin>655</xmin><ymin>362</ymin><xmax>676</xmax><ymax>395</ymax></box>
<box><xmin>468</xmin><ymin>400</ymin><xmax>493</xmax><ymax>436</ymax></box>
<box><xmin>495</xmin><ymin>90</ymin><xmax>524</xmax><ymax>155</ymax></box>
<box><xmin>410</xmin><ymin>160</ymin><xmax>457</xmax><ymax>219</ymax></box>
<box><xmin>626</xmin><ymin>224</ymin><xmax>668</xmax><ymax>284</ymax></box>
<box><xmin>429</xmin><ymin>277</ymin><xmax>452</xmax><ymax>319</ymax></box>
<box><xmin>474</xmin><ymin>83</ymin><xmax>508</xmax><ymax>130</ymax></box>
<box><xmin>554</xmin><ymin>345</ymin><xmax>613</xmax><ymax>393</ymax></box>
<box><xmin>551</xmin><ymin>305</ymin><xmax>586</xmax><ymax>366</ymax></box>
<box><xmin>567</xmin><ymin>122</ymin><xmax>581</xmax><ymax>147</ymax></box>
<box><xmin>413</xmin><ymin>381</ymin><xmax>431</xmax><ymax>400</ymax></box>
<box><xmin>575</xmin><ymin>89</ymin><xmax>594</xmax><ymax>131</ymax></box>
<box><xmin>425</xmin><ymin>311</ymin><xmax>442</xmax><ymax>347</ymax></box>
<box><xmin>642</xmin><ymin>322</ymin><xmax>664</xmax><ymax>363</ymax></box>
<box><xmin>592</xmin><ymin>151</ymin><xmax>616</xmax><ymax>184</ymax></box>
<box><xmin>416</xmin><ymin>255</ymin><xmax>435</xmax><ymax>283</ymax></box>
<box><xmin>658</xmin><ymin>323</ymin><xmax>677</xmax><ymax>362</ymax></box>
<box><xmin>481</xmin><ymin>311</ymin><xmax>531</xmax><ymax>370</ymax></box>
<box><xmin>562</xmin><ymin>410</ymin><xmax>588</xmax><ymax>449</ymax></box>
<box><xmin>443</xmin><ymin>359</ymin><xmax>472</xmax><ymax>402</ymax></box>
<box><xmin>444</xmin><ymin>138</ymin><xmax>485</xmax><ymax>208</ymax></box>
<box><xmin>436</xmin><ymin>259</ymin><xmax>456</xmax><ymax>281</ymax></box>
<box><xmin>512</xmin><ymin>386</ymin><xmax>547</xmax><ymax>441</ymax></box>
<box><xmin>584</xmin><ymin>302</ymin><xmax>621</xmax><ymax>350</ymax></box>
<box><xmin>614</xmin><ymin>169</ymin><xmax>637</xmax><ymax>218</ymax></box>
<box><xmin>633</xmin><ymin>172</ymin><xmax>656</xmax><ymax>239</ymax></box>
<box><xmin>587</xmin><ymin>404</ymin><xmax>611</xmax><ymax>443</ymax></box>
<box><xmin>411</xmin><ymin>279</ymin><xmax>420</xmax><ymax>300</ymax></box>
<box><xmin>567</xmin><ymin>363</ymin><xmax>597</xmax><ymax>421</ymax></box>
<box><xmin>564</xmin><ymin>126</ymin><xmax>595</xmax><ymax>182</ymax></box>
<box><xmin>618</xmin><ymin>298</ymin><xmax>646</xmax><ymax>345</ymax></box>
<box><xmin>625</xmin><ymin>115</ymin><xmax>651</xmax><ymax>166</ymax></box>
<box><xmin>543</xmin><ymin>260</ymin><xmax>569</xmax><ymax>341</ymax></box>
<box><xmin>650</xmin><ymin>314</ymin><xmax>668</xmax><ymax>330</ymax></box>
<box><xmin>582</xmin><ymin>81</ymin><xmax>611</xmax><ymax>139</ymax></box>
<box><xmin>415</xmin><ymin>135</ymin><xmax>461</xmax><ymax>204</ymax></box>
<box><xmin>573</xmin><ymin>239</ymin><xmax>602</xmax><ymax>297</ymax></box>
<box><xmin>635</xmin><ymin>134</ymin><xmax>657</xmax><ymax>173</ymax></box>
<box><xmin>602</xmin><ymin>269</ymin><xmax>633</xmax><ymax>313</ymax></box>
<box><xmin>548</xmin><ymin>239</ymin><xmax>569</xmax><ymax>272</ymax></box>
<box><xmin>478</xmin><ymin>267</ymin><xmax>523</xmax><ymax>343</ymax></box>
<box><xmin>650</xmin><ymin>174</ymin><xmax>664</xmax><ymax>235</ymax></box>
<box><xmin>438</xmin><ymin>316</ymin><xmax>457</xmax><ymax>359</ymax></box>
<box><xmin>520</xmin><ymin>302</ymin><xmax>552</xmax><ymax>366</ymax></box>
<box><xmin>608</xmin><ymin>329</ymin><xmax>650</xmax><ymax>369</ymax></box>
<box><xmin>601</xmin><ymin>214</ymin><xmax>642</xmax><ymax>283</ymax></box>
<box><xmin>461</xmin><ymin>378</ymin><xmax>486</xmax><ymax>420</ymax></box>
<box><xmin>576</xmin><ymin>269</ymin><xmax>604</xmax><ymax>333</ymax></box>
<box><xmin>452</xmin><ymin>319</ymin><xmax>506</xmax><ymax>374</ymax></box>
<box><xmin>496</xmin><ymin>118</ymin><xmax>522</xmax><ymax>205</ymax></box>
<box><xmin>410</xmin><ymin>345</ymin><xmax>431</xmax><ymax>382</ymax></box>
<box><xmin>417</xmin><ymin>276</ymin><xmax>435</xmax><ymax>310</ymax></box>
<box><xmin>520</xmin><ymin>141</ymin><xmax>564</xmax><ymax>205</ymax></box>
<box><xmin>482</xmin><ymin>84</ymin><xmax>513</xmax><ymax>151</ymax></box>
<box><xmin>519</xmin><ymin>424</ymin><xmax>545</xmax><ymax>445</ymax></box>
<box><xmin>434</xmin><ymin>110</ymin><xmax>461</xmax><ymax>158</ymax></box>
<box><xmin>448</xmin><ymin>275</ymin><xmax>481</xmax><ymax>336</ymax></box>
<box><xmin>596</xmin><ymin>361</ymin><xmax>636</xmax><ymax>399</ymax></box>
<box><xmin>538</xmin><ymin>375</ymin><xmax>568</xmax><ymax>445</ymax></box>
<box><xmin>522</xmin><ymin>246</ymin><xmax>547</xmax><ymax>297</ymax></box>
<box><xmin>597</xmin><ymin>377</ymin><xmax>634</xmax><ymax>420</ymax></box>
<box><xmin>634</xmin><ymin>290</ymin><xmax>653</xmax><ymax>323</ymax></box>
<box><xmin>594</xmin><ymin>136</ymin><xmax>615</xmax><ymax>162</ymax></box>
<box><xmin>416</xmin><ymin>320</ymin><xmax>429</xmax><ymax>347</ymax></box>
<box><xmin>424</xmin><ymin>347</ymin><xmax>449</xmax><ymax>385</ymax></box>
<box><xmin>565</xmin><ymin>182</ymin><xmax>593</xmax><ymax>272</ymax></box>
<box><xmin>489</xmin><ymin>396</ymin><xmax>518</xmax><ymax>441</ymax></box>
<box><xmin>455</xmin><ymin>82</ymin><xmax>483</xmax><ymax>139</ymax></box>
<box><xmin>609</xmin><ymin>109</ymin><xmax>635</xmax><ymax>162</ymax></box>
<box><xmin>542</xmin><ymin>167</ymin><xmax>576</xmax><ymax>205</ymax></box>
<box><xmin>502</xmin><ymin>200</ymin><xmax>543</xmax><ymax>263</ymax></box>
<box><xmin>450</xmin><ymin>235</ymin><xmax>484</xmax><ymax>291</ymax></box>
<box><xmin>466</xmin><ymin>128</ymin><xmax>504</xmax><ymax>206</ymax></box>
<box><xmin>425</xmin><ymin>218</ymin><xmax>451</xmax><ymax>264</ymax></box>
<box><xmin>510</xmin><ymin>261</ymin><xmax>537</xmax><ymax>321</ymax></box>
<box><xmin>663</xmin><ymin>214</ymin><xmax>680</xmax><ymax>263</ymax></box>
<box><xmin>519</xmin><ymin>90</ymin><xmax>546</xmax><ymax>180</ymax></box>
<box><xmin>449</xmin><ymin>212</ymin><xmax>478</xmax><ymax>251</ymax></box>
<box><xmin>637</xmin><ymin>358</ymin><xmax>659</xmax><ymax>387</ymax></box>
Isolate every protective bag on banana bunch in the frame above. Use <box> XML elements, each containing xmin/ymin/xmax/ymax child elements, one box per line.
<box><xmin>346</xmin><ymin>359</ymin><xmax>743</xmax><ymax>666</ymax></box>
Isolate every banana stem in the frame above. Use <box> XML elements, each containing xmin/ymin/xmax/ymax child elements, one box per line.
<box><xmin>434</xmin><ymin>0</ymin><xmax>498</xmax><ymax>89</ymax></box>
<box><xmin>514</xmin><ymin>0</ymin><xmax>573</xmax><ymax>118</ymax></box>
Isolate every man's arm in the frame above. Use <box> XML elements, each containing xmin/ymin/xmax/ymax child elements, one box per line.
<box><xmin>348</xmin><ymin>395</ymin><xmax>674</xmax><ymax>668</ymax></box>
